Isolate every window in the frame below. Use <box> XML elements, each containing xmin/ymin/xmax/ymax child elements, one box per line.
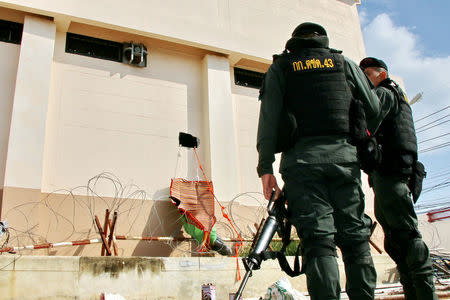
<box><xmin>234</xmin><ymin>67</ymin><xmax>265</xmax><ymax>89</ymax></box>
<box><xmin>65</xmin><ymin>32</ymin><xmax>122</xmax><ymax>62</ymax></box>
<box><xmin>0</xmin><ymin>19</ymin><xmax>23</xmax><ymax>44</ymax></box>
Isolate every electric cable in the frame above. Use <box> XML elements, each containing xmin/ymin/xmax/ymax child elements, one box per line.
<box><xmin>420</xmin><ymin>142</ymin><xmax>450</xmax><ymax>153</ymax></box>
<box><xmin>415</xmin><ymin>105</ymin><xmax>450</xmax><ymax>123</ymax></box>
<box><xmin>426</xmin><ymin>171</ymin><xmax>450</xmax><ymax>182</ymax></box>
<box><xmin>418</xmin><ymin>132</ymin><xmax>450</xmax><ymax>144</ymax></box>
<box><xmin>422</xmin><ymin>181</ymin><xmax>450</xmax><ymax>194</ymax></box>
<box><xmin>416</xmin><ymin>114</ymin><xmax>449</xmax><ymax>131</ymax></box>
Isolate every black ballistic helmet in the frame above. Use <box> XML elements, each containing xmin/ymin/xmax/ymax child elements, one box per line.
<box><xmin>359</xmin><ymin>57</ymin><xmax>388</xmax><ymax>72</ymax></box>
<box><xmin>292</xmin><ymin>22</ymin><xmax>327</xmax><ymax>37</ymax></box>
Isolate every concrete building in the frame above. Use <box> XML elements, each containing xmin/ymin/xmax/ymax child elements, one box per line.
<box><xmin>0</xmin><ymin>0</ymin><xmax>381</xmax><ymax>258</ymax></box>
<box><xmin>5</xmin><ymin>1</ymin><xmax>450</xmax><ymax>299</ymax></box>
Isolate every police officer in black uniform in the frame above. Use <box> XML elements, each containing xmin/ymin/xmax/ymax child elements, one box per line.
<box><xmin>258</xmin><ymin>23</ymin><xmax>383</xmax><ymax>300</ymax></box>
<box><xmin>360</xmin><ymin>57</ymin><xmax>437</xmax><ymax>300</ymax></box>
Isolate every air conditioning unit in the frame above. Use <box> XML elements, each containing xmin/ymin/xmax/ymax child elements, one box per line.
<box><xmin>122</xmin><ymin>42</ymin><xmax>147</xmax><ymax>67</ymax></box>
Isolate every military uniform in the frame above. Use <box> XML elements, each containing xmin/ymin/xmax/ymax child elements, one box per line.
<box><xmin>360</xmin><ymin>61</ymin><xmax>437</xmax><ymax>299</ymax></box>
<box><xmin>257</xmin><ymin>23</ymin><xmax>382</xmax><ymax>300</ymax></box>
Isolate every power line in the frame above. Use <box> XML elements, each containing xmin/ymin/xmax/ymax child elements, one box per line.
<box><xmin>423</xmin><ymin>174</ymin><xmax>450</xmax><ymax>186</ymax></box>
<box><xmin>418</xmin><ymin>132</ymin><xmax>450</xmax><ymax>144</ymax></box>
<box><xmin>416</xmin><ymin>119</ymin><xmax>450</xmax><ymax>134</ymax></box>
<box><xmin>415</xmin><ymin>105</ymin><xmax>449</xmax><ymax>123</ymax></box>
<box><xmin>415</xmin><ymin>201</ymin><xmax>450</xmax><ymax>210</ymax></box>
<box><xmin>423</xmin><ymin>176</ymin><xmax>450</xmax><ymax>190</ymax></box>
<box><xmin>422</xmin><ymin>181</ymin><xmax>450</xmax><ymax>193</ymax></box>
<box><xmin>419</xmin><ymin>142</ymin><xmax>450</xmax><ymax>153</ymax></box>
<box><xmin>417</xmin><ymin>196</ymin><xmax>449</xmax><ymax>203</ymax></box>
<box><xmin>426</xmin><ymin>168</ymin><xmax>450</xmax><ymax>179</ymax></box>
<box><xmin>425</xmin><ymin>171</ymin><xmax>450</xmax><ymax>183</ymax></box>
<box><xmin>416</xmin><ymin>196</ymin><xmax>449</xmax><ymax>205</ymax></box>
<box><xmin>427</xmin><ymin>164</ymin><xmax>450</xmax><ymax>173</ymax></box>
<box><xmin>416</xmin><ymin>114</ymin><xmax>449</xmax><ymax>130</ymax></box>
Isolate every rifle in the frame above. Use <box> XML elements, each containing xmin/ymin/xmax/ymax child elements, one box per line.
<box><xmin>234</xmin><ymin>190</ymin><xmax>302</xmax><ymax>299</ymax></box>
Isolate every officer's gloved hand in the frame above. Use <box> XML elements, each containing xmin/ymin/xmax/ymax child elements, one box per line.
<box><xmin>358</xmin><ymin>137</ymin><xmax>381</xmax><ymax>173</ymax></box>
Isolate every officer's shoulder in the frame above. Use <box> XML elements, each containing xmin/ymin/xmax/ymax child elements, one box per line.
<box><xmin>376</xmin><ymin>85</ymin><xmax>391</xmax><ymax>93</ymax></box>
<box><xmin>375</xmin><ymin>85</ymin><xmax>394</xmax><ymax>98</ymax></box>
<box><xmin>328</xmin><ymin>48</ymin><xmax>343</xmax><ymax>54</ymax></box>
<box><xmin>272</xmin><ymin>50</ymin><xmax>290</xmax><ymax>63</ymax></box>
<box><xmin>379</xmin><ymin>79</ymin><xmax>399</xmax><ymax>94</ymax></box>
<box><xmin>271</xmin><ymin>51</ymin><xmax>293</xmax><ymax>72</ymax></box>
<box><xmin>389</xmin><ymin>79</ymin><xmax>405</xmax><ymax>93</ymax></box>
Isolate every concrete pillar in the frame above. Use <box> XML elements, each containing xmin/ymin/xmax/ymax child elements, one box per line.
<box><xmin>202</xmin><ymin>55</ymin><xmax>239</xmax><ymax>203</ymax></box>
<box><xmin>1</xmin><ymin>16</ymin><xmax>55</xmax><ymax>220</ymax></box>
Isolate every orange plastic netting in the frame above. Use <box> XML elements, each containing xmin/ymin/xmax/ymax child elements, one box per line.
<box><xmin>170</xmin><ymin>178</ymin><xmax>216</xmax><ymax>236</ymax></box>
<box><xmin>171</xmin><ymin>148</ymin><xmax>244</xmax><ymax>279</ymax></box>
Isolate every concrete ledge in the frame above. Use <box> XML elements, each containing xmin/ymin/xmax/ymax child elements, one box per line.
<box><xmin>14</xmin><ymin>255</ymin><xmax>79</xmax><ymax>272</ymax></box>
<box><xmin>0</xmin><ymin>254</ymin><xmax>397</xmax><ymax>299</ymax></box>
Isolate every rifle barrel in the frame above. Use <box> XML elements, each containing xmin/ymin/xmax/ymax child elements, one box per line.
<box><xmin>234</xmin><ymin>263</ymin><xmax>253</xmax><ymax>300</ymax></box>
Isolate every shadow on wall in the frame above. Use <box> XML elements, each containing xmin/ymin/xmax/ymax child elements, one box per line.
<box><xmin>1</xmin><ymin>173</ymin><xmax>190</xmax><ymax>257</ymax></box>
<box><xmin>337</xmin><ymin>0</ymin><xmax>358</xmax><ymax>6</ymax></box>
<box><xmin>132</xmin><ymin>187</ymin><xmax>183</xmax><ymax>256</ymax></box>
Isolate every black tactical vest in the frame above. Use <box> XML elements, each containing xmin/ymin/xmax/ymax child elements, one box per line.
<box><xmin>276</xmin><ymin>48</ymin><xmax>352</xmax><ymax>137</ymax></box>
<box><xmin>377</xmin><ymin>79</ymin><xmax>418</xmax><ymax>167</ymax></box>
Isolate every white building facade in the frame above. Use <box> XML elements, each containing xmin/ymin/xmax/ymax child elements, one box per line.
<box><xmin>0</xmin><ymin>0</ymin><xmax>374</xmax><ymax>256</ymax></box>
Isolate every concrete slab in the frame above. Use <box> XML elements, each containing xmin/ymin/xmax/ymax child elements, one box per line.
<box><xmin>13</xmin><ymin>255</ymin><xmax>79</xmax><ymax>272</ymax></box>
<box><xmin>162</xmin><ymin>256</ymin><xmax>200</xmax><ymax>271</ymax></box>
<box><xmin>199</xmin><ymin>256</ymin><xmax>235</xmax><ymax>271</ymax></box>
<box><xmin>0</xmin><ymin>255</ymin><xmax>17</xmax><ymax>271</ymax></box>
<box><xmin>0</xmin><ymin>255</ymin><xmax>398</xmax><ymax>300</ymax></box>
<box><xmin>4</xmin><ymin>271</ymin><xmax>77</xmax><ymax>299</ymax></box>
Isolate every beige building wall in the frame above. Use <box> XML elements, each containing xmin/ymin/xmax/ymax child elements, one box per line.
<box><xmin>0</xmin><ymin>1</ymin><xmax>378</xmax><ymax>256</ymax></box>
<box><xmin>0</xmin><ymin>43</ymin><xmax>20</xmax><ymax>195</ymax></box>
<box><xmin>1</xmin><ymin>15</ymin><xmax>56</xmax><ymax>237</ymax></box>
<box><xmin>0</xmin><ymin>0</ymin><xmax>366</xmax><ymax>62</ymax></box>
<box><xmin>232</xmin><ymin>83</ymin><xmax>261</xmax><ymax>194</ymax></box>
<box><xmin>202</xmin><ymin>54</ymin><xmax>239</xmax><ymax>202</ymax></box>
<box><xmin>418</xmin><ymin>215</ymin><xmax>450</xmax><ymax>252</ymax></box>
<box><xmin>43</xmin><ymin>25</ymin><xmax>198</xmax><ymax>195</ymax></box>
<box><xmin>0</xmin><ymin>7</ymin><xmax>23</xmax><ymax>209</ymax></box>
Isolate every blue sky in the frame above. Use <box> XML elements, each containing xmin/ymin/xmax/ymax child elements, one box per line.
<box><xmin>359</xmin><ymin>0</ymin><xmax>450</xmax><ymax>57</ymax></box>
<box><xmin>358</xmin><ymin>1</ymin><xmax>450</xmax><ymax>211</ymax></box>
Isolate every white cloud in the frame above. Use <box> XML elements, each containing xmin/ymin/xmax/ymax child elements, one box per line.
<box><xmin>358</xmin><ymin>9</ymin><xmax>368</xmax><ymax>27</ymax></box>
<box><xmin>362</xmin><ymin>13</ymin><xmax>450</xmax><ymax>156</ymax></box>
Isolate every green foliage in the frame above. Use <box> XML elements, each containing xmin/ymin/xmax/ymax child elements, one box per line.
<box><xmin>238</xmin><ymin>239</ymin><xmax>301</xmax><ymax>257</ymax></box>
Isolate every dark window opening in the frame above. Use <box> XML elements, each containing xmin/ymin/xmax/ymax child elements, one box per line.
<box><xmin>0</xmin><ymin>19</ymin><xmax>23</xmax><ymax>44</ymax></box>
<box><xmin>65</xmin><ymin>32</ymin><xmax>122</xmax><ymax>62</ymax></box>
<box><xmin>234</xmin><ymin>67</ymin><xmax>265</xmax><ymax>89</ymax></box>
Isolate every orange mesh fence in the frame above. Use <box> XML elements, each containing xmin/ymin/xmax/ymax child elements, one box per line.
<box><xmin>170</xmin><ymin>178</ymin><xmax>215</xmax><ymax>250</ymax></box>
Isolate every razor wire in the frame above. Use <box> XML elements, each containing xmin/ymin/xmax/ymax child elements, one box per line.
<box><xmin>0</xmin><ymin>172</ymin><xmax>267</xmax><ymax>257</ymax></box>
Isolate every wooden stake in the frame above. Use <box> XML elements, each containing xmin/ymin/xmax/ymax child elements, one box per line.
<box><xmin>108</xmin><ymin>211</ymin><xmax>118</xmax><ymax>256</ymax></box>
<box><xmin>94</xmin><ymin>215</ymin><xmax>111</xmax><ymax>256</ymax></box>
<box><xmin>101</xmin><ymin>209</ymin><xmax>110</xmax><ymax>256</ymax></box>
<box><xmin>369</xmin><ymin>221</ymin><xmax>383</xmax><ymax>254</ymax></box>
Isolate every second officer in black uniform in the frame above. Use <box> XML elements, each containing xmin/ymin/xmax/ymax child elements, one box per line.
<box><xmin>360</xmin><ymin>57</ymin><xmax>437</xmax><ymax>300</ymax></box>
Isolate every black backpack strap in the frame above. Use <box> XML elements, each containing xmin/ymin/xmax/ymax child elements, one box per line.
<box><xmin>273</xmin><ymin>196</ymin><xmax>304</xmax><ymax>277</ymax></box>
<box><xmin>276</xmin><ymin>243</ymin><xmax>304</xmax><ymax>277</ymax></box>
<box><xmin>261</xmin><ymin>251</ymin><xmax>278</xmax><ymax>261</ymax></box>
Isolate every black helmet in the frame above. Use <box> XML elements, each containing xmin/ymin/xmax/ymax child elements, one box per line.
<box><xmin>359</xmin><ymin>57</ymin><xmax>388</xmax><ymax>72</ymax></box>
<box><xmin>292</xmin><ymin>22</ymin><xmax>327</xmax><ymax>37</ymax></box>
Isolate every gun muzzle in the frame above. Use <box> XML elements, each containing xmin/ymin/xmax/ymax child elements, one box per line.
<box><xmin>234</xmin><ymin>191</ymin><xmax>279</xmax><ymax>299</ymax></box>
